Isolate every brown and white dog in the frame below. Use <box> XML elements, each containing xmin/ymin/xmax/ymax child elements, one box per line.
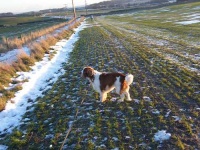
<box><xmin>81</xmin><ymin>66</ymin><xmax>134</xmax><ymax>102</ymax></box>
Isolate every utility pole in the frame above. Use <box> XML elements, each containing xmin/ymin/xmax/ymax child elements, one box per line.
<box><xmin>64</xmin><ymin>4</ymin><xmax>68</xmax><ymax>19</ymax></box>
<box><xmin>72</xmin><ymin>0</ymin><xmax>76</xmax><ymax>19</ymax></box>
<box><xmin>85</xmin><ymin>0</ymin><xmax>87</xmax><ymax>15</ymax></box>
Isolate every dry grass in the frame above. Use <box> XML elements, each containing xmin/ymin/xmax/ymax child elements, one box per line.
<box><xmin>0</xmin><ymin>16</ymin><xmax>84</xmax><ymax>53</ymax></box>
<box><xmin>0</xmin><ymin>17</ymin><xmax>85</xmax><ymax>111</ymax></box>
<box><xmin>45</xmin><ymin>36</ymin><xmax>57</xmax><ymax>46</ymax></box>
<box><xmin>16</xmin><ymin>50</ymin><xmax>34</xmax><ymax>68</ymax></box>
<box><xmin>30</xmin><ymin>42</ymin><xmax>45</xmax><ymax>61</ymax></box>
<box><xmin>0</xmin><ymin>22</ymin><xmax>69</xmax><ymax>53</ymax></box>
<box><xmin>40</xmin><ymin>40</ymin><xmax>50</xmax><ymax>52</ymax></box>
<box><xmin>6</xmin><ymin>37</ymin><xmax>23</xmax><ymax>50</ymax></box>
<box><xmin>0</xmin><ymin>63</ymin><xmax>15</xmax><ymax>87</ymax></box>
<box><xmin>0</xmin><ymin>97</ymin><xmax>7</xmax><ymax>111</ymax></box>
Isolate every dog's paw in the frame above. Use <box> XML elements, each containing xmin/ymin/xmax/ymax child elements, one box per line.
<box><xmin>100</xmin><ymin>99</ymin><xmax>107</xmax><ymax>103</ymax></box>
<box><xmin>126</xmin><ymin>99</ymin><xmax>132</xmax><ymax>102</ymax></box>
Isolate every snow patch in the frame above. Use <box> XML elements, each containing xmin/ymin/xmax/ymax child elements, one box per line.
<box><xmin>151</xmin><ymin>109</ymin><xmax>160</xmax><ymax>114</ymax></box>
<box><xmin>0</xmin><ymin>47</ymin><xmax>31</xmax><ymax>63</ymax></box>
<box><xmin>0</xmin><ymin>22</ymin><xmax>87</xmax><ymax>136</ymax></box>
<box><xmin>165</xmin><ymin>109</ymin><xmax>171</xmax><ymax>117</ymax></box>
<box><xmin>172</xmin><ymin>116</ymin><xmax>181</xmax><ymax>121</ymax></box>
<box><xmin>143</xmin><ymin>96</ymin><xmax>151</xmax><ymax>102</ymax></box>
<box><xmin>154</xmin><ymin>130</ymin><xmax>171</xmax><ymax>143</ymax></box>
<box><xmin>133</xmin><ymin>99</ymin><xmax>140</xmax><ymax>103</ymax></box>
<box><xmin>176</xmin><ymin>20</ymin><xmax>200</xmax><ymax>25</ymax></box>
<box><xmin>0</xmin><ymin>145</ymin><xmax>8</xmax><ymax>150</ymax></box>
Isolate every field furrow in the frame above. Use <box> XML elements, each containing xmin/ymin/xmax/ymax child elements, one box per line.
<box><xmin>1</xmin><ymin>2</ymin><xmax>200</xmax><ymax>149</ymax></box>
<box><xmin>1</xmin><ymin>20</ymin><xmax>199</xmax><ymax>149</ymax></box>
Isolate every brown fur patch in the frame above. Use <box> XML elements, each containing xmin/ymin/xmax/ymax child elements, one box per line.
<box><xmin>120</xmin><ymin>81</ymin><xmax>128</xmax><ymax>94</ymax></box>
<box><xmin>99</xmin><ymin>72</ymin><xmax>125</xmax><ymax>92</ymax></box>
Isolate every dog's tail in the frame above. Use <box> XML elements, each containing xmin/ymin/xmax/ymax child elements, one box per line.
<box><xmin>125</xmin><ymin>74</ymin><xmax>134</xmax><ymax>85</ymax></box>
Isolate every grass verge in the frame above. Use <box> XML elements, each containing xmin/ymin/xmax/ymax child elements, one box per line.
<box><xmin>0</xmin><ymin>17</ymin><xmax>84</xmax><ymax>111</ymax></box>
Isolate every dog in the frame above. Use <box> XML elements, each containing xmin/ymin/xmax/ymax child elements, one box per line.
<box><xmin>81</xmin><ymin>66</ymin><xmax>134</xmax><ymax>102</ymax></box>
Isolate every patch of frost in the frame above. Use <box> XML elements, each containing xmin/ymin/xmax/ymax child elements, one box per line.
<box><xmin>154</xmin><ymin>130</ymin><xmax>171</xmax><ymax>143</ymax></box>
<box><xmin>0</xmin><ymin>22</ymin><xmax>87</xmax><ymax>135</ymax></box>
<box><xmin>0</xmin><ymin>145</ymin><xmax>8</xmax><ymax>150</ymax></box>
<box><xmin>143</xmin><ymin>96</ymin><xmax>151</xmax><ymax>102</ymax></box>
<box><xmin>176</xmin><ymin>20</ymin><xmax>200</xmax><ymax>25</ymax></box>
<box><xmin>172</xmin><ymin>116</ymin><xmax>181</xmax><ymax>121</ymax></box>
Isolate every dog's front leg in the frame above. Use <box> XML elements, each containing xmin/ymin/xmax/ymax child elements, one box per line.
<box><xmin>119</xmin><ymin>93</ymin><xmax>125</xmax><ymax>102</ymax></box>
<box><xmin>100</xmin><ymin>92</ymin><xmax>107</xmax><ymax>102</ymax></box>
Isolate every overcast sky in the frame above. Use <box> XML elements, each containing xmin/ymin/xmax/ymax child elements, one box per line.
<box><xmin>0</xmin><ymin>0</ymin><xmax>109</xmax><ymax>13</ymax></box>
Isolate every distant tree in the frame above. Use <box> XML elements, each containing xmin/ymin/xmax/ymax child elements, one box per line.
<box><xmin>0</xmin><ymin>12</ymin><xmax>14</xmax><ymax>17</ymax></box>
<box><xmin>177</xmin><ymin>0</ymin><xmax>185</xmax><ymax>1</ymax></box>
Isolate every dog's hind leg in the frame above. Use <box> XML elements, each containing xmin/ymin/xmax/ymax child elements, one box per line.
<box><xmin>125</xmin><ymin>91</ymin><xmax>132</xmax><ymax>101</ymax></box>
<box><xmin>124</xmin><ymin>86</ymin><xmax>132</xmax><ymax>101</ymax></box>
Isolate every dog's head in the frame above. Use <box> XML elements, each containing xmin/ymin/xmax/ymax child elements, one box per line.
<box><xmin>81</xmin><ymin>66</ymin><xmax>95</xmax><ymax>78</ymax></box>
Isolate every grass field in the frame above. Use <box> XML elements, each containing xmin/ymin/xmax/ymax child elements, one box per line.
<box><xmin>0</xmin><ymin>2</ymin><xmax>200</xmax><ymax>149</ymax></box>
<box><xmin>45</xmin><ymin>8</ymin><xmax>117</xmax><ymax>17</ymax></box>
<box><xmin>0</xmin><ymin>18</ymin><xmax>82</xmax><ymax>111</ymax></box>
<box><xmin>0</xmin><ymin>17</ymin><xmax>66</xmax><ymax>40</ymax></box>
<box><xmin>0</xmin><ymin>17</ymin><xmax>70</xmax><ymax>53</ymax></box>
<box><xmin>0</xmin><ymin>17</ymin><xmax>51</xmax><ymax>26</ymax></box>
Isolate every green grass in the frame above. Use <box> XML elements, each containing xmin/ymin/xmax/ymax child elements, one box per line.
<box><xmin>0</xmin><ymin>19</ymin><xmax>72</xmax><ymax>53</ymax></box>
<box><xmin>0</xmin><ymin>17</ymin><xmax>66</xmax><ymax>40</ymax></box>
<box><xmin>0</xmin><ymin>16</ymin><xmax>58</xmax><ymax>26</ymax></box>
<box><xmin>0</xmin><ymin>2</ymin><xmax>199</xmax><ymax>149</ymax></box>
<box><xmin>1</xmin><ymin>18</ymin><xmax>199</xmax><ymax>149</ymax></box>
<box><xmin>99</xmin><ymin>1</ymin><xmax>200</xmax><ymax>73</ymax></box>
<box><xmin>46</xmin><ymin>8</ymin><xmax>125</xmax><ymax>17</ymax></box>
